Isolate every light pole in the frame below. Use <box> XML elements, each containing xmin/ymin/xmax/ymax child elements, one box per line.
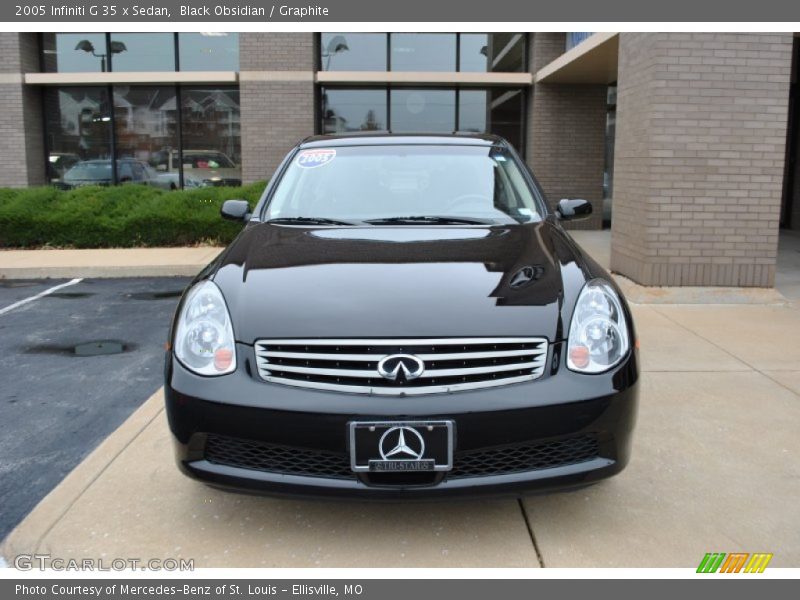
<box><xmin>322</xmin><ymin>35</ymin><xmax>349</xmax><ymax>70</ymax></box>
<box><xmin>75</xmin><ymin>39</ymin><xmax>127</xmax><ymax>72</ymax></box>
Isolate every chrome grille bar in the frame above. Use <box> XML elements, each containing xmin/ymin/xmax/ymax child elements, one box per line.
<box><xmin>254</xmin><ymin>337</ymin><xmax>549</xmax><ymax>395</ymax></box>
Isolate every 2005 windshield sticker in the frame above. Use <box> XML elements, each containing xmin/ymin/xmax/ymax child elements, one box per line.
<box><xmin>296</xmin><ymin>148</ymin><xmax>336</xmax><ymax>168</ymax></box>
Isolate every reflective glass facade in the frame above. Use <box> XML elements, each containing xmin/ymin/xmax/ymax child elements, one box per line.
<box><xmin>321</xmin><ymin>87</ymin><xmax>526</xmax><ymax>152</ymax></box>
<box><xmin>41</xmin><ymin>33</ymin><xmax>239</xmax><ymax>72</ymax></box>
<box><xmin>44</xmin><ymin>87</ymin><xmax>112</xmax><ymax>183</ymax></box>
<box><xmin>320</xmin><ymin>33</ymin><xmax>526</xmax><ymax>72</ymax></box>
<box><xmin>44</xmin><ymin>86</ymin><xmax>240</xmax><ymax>188</ymax></box>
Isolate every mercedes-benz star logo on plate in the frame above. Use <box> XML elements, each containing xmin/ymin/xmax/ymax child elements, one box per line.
<box><xmin>377</xmin><ymin>354</ymin><xmax>425</xmax><ymax>382</ymax></box>
<box><xmin>379</xmin><ymin>426</ymin><xmax>425</xmax><ymax>461</ymax></box>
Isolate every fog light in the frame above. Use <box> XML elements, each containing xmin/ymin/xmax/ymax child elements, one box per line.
<box><xmin>569</xmin><ymin>345</ymin><xmax>590</xmax><ymax>369</ymax></box>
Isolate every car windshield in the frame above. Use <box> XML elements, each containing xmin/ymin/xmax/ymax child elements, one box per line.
<box><xmin>64</xmin><ymin>162</ymin><xmax>112</xmax><ymax>181</ymax></box>
<box><xmin>264</xmin><ymin>144</ymin><xmax>543</xmax><ymax>225</ymax></box>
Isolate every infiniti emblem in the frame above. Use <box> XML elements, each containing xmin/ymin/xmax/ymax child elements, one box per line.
<box><xmin>379</xmin><ymin>426</ymin><xmax>425</xmax><ymax>461</ymax></box>
<box><xmin>377</xmin><ymin>354</ymin><xmax>425</xmax><ymax>382</ymax></box>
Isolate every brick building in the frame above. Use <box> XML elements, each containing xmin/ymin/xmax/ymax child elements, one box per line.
<box><xmin>1</xmin><ymin>32</ymin><xmax>798</xmax><ymax>287</ymax></box>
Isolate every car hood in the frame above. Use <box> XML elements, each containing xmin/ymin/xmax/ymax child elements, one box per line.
<box><xmin>211</xmin><ymin>222</ymin><xmax>589</xmax><ymax>344</ymax></box>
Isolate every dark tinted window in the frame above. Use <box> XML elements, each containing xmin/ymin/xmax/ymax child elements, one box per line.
<box><xmin>390</xmin><ymin>90</ymin><xmax>455</xmax><ymax>133</ymax></box>
<box><xmin>43</xmin><ymin>87</ymin><xmax>112</xmax><ymax>183</ymax></box>
<box><xmin>180</xmin><ymin>87</ymin><xmax>241</xmax><ymax>185</ymax></box>
<box><xmin>113</xmin><ymin>86</ymin><xmax>178</xmax><ymax>173</ymax></box>
<box><xmin>321</xmin><ymin>88</ymin><xmax>387</xmax><ymax>133</ymax></box>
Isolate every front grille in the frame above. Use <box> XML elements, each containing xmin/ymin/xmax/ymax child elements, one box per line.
<box><xmin>449</xmin><ymin>435</ymin><xmax>599</xmax><ymax>479</ymax></box>
<box><xmin>205</xmin><ymin>434</ymin><xmax>352</xmax><ymax>479</ymax></box>
<box><xmin>203</xmin><ymin>434</ymin><xmax>598</xmax><ymax>482</ymax></box>
<box><xmin>254</xmin><ymin>337</ymin><xmax>549</xmax><ymax>395</ymax></box>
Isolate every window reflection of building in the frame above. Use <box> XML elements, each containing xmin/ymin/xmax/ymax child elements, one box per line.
<box><xmin>44</xmin><ymin>87</ymin><xmax>111</xmax><ymax>183</ymax></box>
<box><xmin>44</xmin><ymin>85</ymin><xmax>240</xmax><ymax>187</ymax></box>
<box><xmin>321</xmin><ymin>87</ymin><xmax>525</xmax><ymax>152</ymax></box>
<box><xmin>321</xmin><ymin>89</ymin><xmax>386</xmax><ymax>133</ymax></box>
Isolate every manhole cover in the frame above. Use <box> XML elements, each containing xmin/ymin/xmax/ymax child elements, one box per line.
<box><xmin>73</xmin><ymin>341</ymin><xmax>126</xmax><ymax>356</ymax></box>
<box><xmin>48</xmin><ymin>292</ymin><xmax>94</xmax><ymax>299</ymax></box>
<box><xmin>127</xmin><ymin>290</ymin><xmax>183</xmax><ymax>300</ymax></box>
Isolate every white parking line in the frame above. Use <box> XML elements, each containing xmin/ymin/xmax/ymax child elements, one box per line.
<box><xmin>0</xmin><ymin>278</ymin><xmax>83</xmax><ymax>316</ymax></box>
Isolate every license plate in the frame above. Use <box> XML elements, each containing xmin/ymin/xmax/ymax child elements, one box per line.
<box><xmin>349</xmin><ymin>420</ymin><xmax>454</xmax><ymax>473</ymax></box>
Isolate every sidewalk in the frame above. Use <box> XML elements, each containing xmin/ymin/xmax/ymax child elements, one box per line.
<box><xmin>0</xmin><ymin>247</ymin><xmax>223</xmax><ymax>280</ymax></box>
<box><xmin>2</xmin><ymin>301</ymin><xmax>799</xmax><ymax>567</ymax></box>
<box><xmin>0</xmin><ymin>234</ymin><xmax>791</xmax><ymax>306</ymax></box>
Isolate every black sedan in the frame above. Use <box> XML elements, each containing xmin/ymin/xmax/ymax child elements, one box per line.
<box><xmin>165</xmin><ymin>133</ymin><xmax>639</xmax><ymax>499</ymax></box>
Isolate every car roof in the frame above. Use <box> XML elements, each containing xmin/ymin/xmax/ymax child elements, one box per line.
<box><xmin>299</xmin><ymin>132</ymin><xmax>508</xmax><ymax>149</ymax></box>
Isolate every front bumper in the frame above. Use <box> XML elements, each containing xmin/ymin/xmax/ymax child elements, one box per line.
<box><xmin>165</xmin><ymin>342</ymin><xmax>639</xmax><ymax>499</ymax></box>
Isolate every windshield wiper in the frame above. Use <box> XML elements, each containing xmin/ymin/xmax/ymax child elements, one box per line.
<box><xmin>266</xmin><ymin>216</ymin><xmax>356</xmax><ymax>226</ymax></box>
<box><xmin>364</xmin><ymin>215</ymin><xmax>491</xmax><ymax>225</ymax></box>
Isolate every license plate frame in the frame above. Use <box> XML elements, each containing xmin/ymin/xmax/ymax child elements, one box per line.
<box><xmin>348</xmin><ymin>420</ymin><xmax>454</xmax><ymax>473</ymax></box>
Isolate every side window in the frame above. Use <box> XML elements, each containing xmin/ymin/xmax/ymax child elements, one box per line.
<box><xmin>130</xmin><ymin>162</ymin><xmax>146</xmax><ymax>181</ymax></box>
<box><xmin>118</xmin><ymin>162</ymin><xmax>134</xmax><ymax>182</ymax></box>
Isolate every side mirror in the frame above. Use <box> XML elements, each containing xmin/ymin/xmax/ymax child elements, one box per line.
<box><xmin>221</xmin><ymin>199</ymin><xmax>251</xmax><ymax>221</ymax></box>
<box><xmin>556</xmin><ymin>198</ymin><xmax>592</xmax><ymax>221</ymax></box>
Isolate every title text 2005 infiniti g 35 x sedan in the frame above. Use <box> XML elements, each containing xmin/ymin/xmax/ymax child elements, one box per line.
<box><xmin>165</xmin><ymin>133</ymin><xmax>639</xmax><ymax>499</ymax></box>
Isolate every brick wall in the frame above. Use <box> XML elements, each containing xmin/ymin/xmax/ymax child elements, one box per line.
<box><xmin>0</xmin><ymin>33</ymin><xmax>44</xmax><ymax>188</ymax></box>
<box><xmin>611</xmin><ymin>32</ymin><xmax>793</xmax><ymax>287</ymax></box>
<box><xmin>526</xmin><ymin>33</ymin><xmax>606</xmax><ymax>230</ymax></box>
<box><xmin>239</xmin><ymin>33</ymin><xmax>316</xmax><ymax>182</ymax></box>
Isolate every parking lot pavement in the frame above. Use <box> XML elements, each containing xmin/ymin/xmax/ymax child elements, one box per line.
<box><xmin>0</xmin><ymin>277</ymin><xmax>190</xmax><ymax>541</ymax></box>
<box><xmin>2</xmin><ymin>300</ymin><xmax>799</xmax><ymax>568</ymax></box>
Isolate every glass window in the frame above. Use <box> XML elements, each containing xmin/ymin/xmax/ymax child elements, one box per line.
<box><xmin>487</xmin><ymin>88</ymin><xmax>525</xmax><ymax>152</ymax></box>
<box><xmin>390</xmin><ymin>34</ymin><xmax>456</xmax><ymax>72</ymax></box>
<box><xmin>265</xmin><ymin>145</ymin><xmax>541</xmax><ymax>225</ymax></box>
<box><xmin>458</xmin><ymin>90</ymin><xmax>487</xmax><ymax>133</ymax></box>
<box><xmin>460</xmin><ymin>34</ymin><xmax>525</xmax><ymax>72</ymax></box>
<box><xmin>321</xmin><ymin>88</ymin><xmax>387</xmax><ymax>134</ymax></box>
<box><xmin>43</xmin><ymin>87</ymin><xmax>112</xmax><ymax>185</ymax></box>
<box><xmin>178</xmin><ymin>33</ymin><xmax>239</xmax><ymax>71</ymax></box>
<box><xmin>108</xmin><ymin>33</ymin><xmax>175</xmax><ymax>72</ymax></box>
<box><xmin>41</xmin><ymin>33</ymin><xmax>109</xmax><ymax>73</ymax></box>
<box><xmin>390</xmin><ymin>89</ymin><xmax>456</xmax><ymax>133</ymax></box>
<box><xmin>180</xmin><ymin>87</ymin><xmax>242</xmax><ymax>186</ymax></box>
<box><xmin>113</xmin><ymin>86</ymin><xmax>178</xmax><ymax>182</ymax></box>
<box><xmin>458</xmin><ymin>88</ymin><xmax>525</xmax><ymax>152</ymax></box>
<box><xmin>321</xmin><ymin>33</ymin><xmax>387</xmax><ymax>71</ymax></box>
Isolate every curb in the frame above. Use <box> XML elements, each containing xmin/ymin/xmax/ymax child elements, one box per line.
<box><xmin>0</xmin><ymin>389</ymin><xmax>165</xmax><ymax>560</ymax></box>
<box><xmin>0</xmin><ymin>265</ymin><xmax>207</xmax><ymax>280</ymax></box>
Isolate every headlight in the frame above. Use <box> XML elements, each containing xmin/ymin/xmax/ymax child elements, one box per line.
<box><xmin>174</xmin><ymin>280</ymin><xmax>236</xmax><ymax>376</ymax></box>
<box><xmin>567</xmin><ymin>279</ymin><xmax>630</xmax><ymax>374</ymax></box>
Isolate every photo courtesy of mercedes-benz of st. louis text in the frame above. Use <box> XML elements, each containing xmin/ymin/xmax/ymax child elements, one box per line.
<box><xmin>165</xmin><ymin>133</ymin><xmax>639</xmax><ymax>498</ymax></box>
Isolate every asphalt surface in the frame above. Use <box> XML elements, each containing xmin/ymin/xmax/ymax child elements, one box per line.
<box><xmin>0</xmin><ymin>277</ymin><xmax>190</xmax><ymax>541</ymax></box>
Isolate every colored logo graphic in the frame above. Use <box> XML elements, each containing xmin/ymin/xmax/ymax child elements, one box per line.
<box><xmin>696</xmin><ymin>552</ymin><xmax>773</xmax><ymax>573</ymax></box>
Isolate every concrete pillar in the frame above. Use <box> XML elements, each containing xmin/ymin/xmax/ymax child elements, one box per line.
<box><xmin>611</xmin><ymin>32</ymin><xmax>793</xmax><ymax>287</ymax></box>
<box><xmin>0</xmin><ymin>33</ymin><xmax>45</xmax><ymax>187</ymax></box>
<box><xmin>239</xmin><ymin>33</ymin><xmax>316</xmax><ymax>184</ymax></box>
<box><xmin>526</xmin><ymin>33</ymin><xmax>606</xmax><ymax>230</ymax></box>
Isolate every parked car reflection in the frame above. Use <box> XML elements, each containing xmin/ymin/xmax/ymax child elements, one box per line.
<box><xmin>60</xmin><ymin>159</ymin><xmax>160</xmax><ymax>189</ymax></box>
<box><xmin>154</xmin><ymin>171</ymin><xmax>210</xmax><ymax>190</ymax></box>
<box><xmin>152</xmin><ymin>149</ymin><xmax>242</xmax><ymax>187</ymax></box>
